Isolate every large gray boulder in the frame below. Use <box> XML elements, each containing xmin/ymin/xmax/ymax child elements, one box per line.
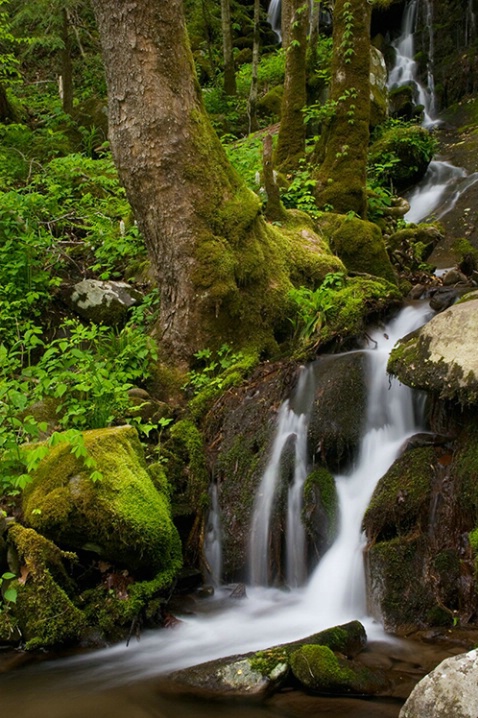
<box><xmin>388</xmin><ymin>294</ymin><xmax>478</xmax><ymax>404</ymax></box>
<box><xmin>400</xmin><ymin>649</ymin><xmax>478</xmax><ymax>718</ymax></box>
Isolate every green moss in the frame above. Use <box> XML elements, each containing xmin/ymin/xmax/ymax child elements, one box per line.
<box><xmin>168</xmin><ymin>419</ymin><xmax>210</xmax><ymax>511</ymax></box>
<box><xmin>22</xmin><ymin>426</ymin><xmax>181</xmax><ymax>578</ymax></box>
<box><xmin>80</xmin><ymin>537</ymin><xmax>182</xmax><ymax>640</ymax></box>
<box><xmin>318</xmin><ymin>276</ymin><xmax>401</xmax><ymax>346</ymax></box>
<box><xmin>303</xmin><ymin>468</ymin><xmax>338</xmax><ymax>542</ymax></box>
<box><xmin>368</xmin><ymin>536</ymin><xmax>435</xmax><ymax>627</ymax></box>
<box><xmin>364</xmin><ymin>447</ymin><xmax>435</xmax><ymax>543</ymax></box>
<box><xmin>8</xmin><ymin>524</ymin><xmax>86</xmax><ymax>650</ymax></box>
<box><xmin>330</xmin><ymin>217</ymin><xmax>397</xmax><ymax>285</ymax></box>
<box><xmin>290</xmin><ymin>644</ymin><xmax>356</xmax><ymax>691</ymax></box>
<box><xmin>250</xmin><ymin>647</ymin><xmax>289</xmax><ymax>676</ymax></box>
<box><xmin>425</xmin><ymin>605</ymin><xmax>453</xmax><ymax>627</ymax></box>
<box><xmin>368</xmin><ymin>125</ymin><xmax>437</xmax><ymax>190</ymax></box>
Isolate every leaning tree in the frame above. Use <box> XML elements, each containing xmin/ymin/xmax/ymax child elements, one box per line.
<box><xmin>91</xmin><ymin>0</ymin><xmax>340</xmax><ymax>363</ymax></box>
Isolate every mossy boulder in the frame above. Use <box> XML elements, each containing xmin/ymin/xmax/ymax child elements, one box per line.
<box><xmin>290</xmin><ymin>644</ymin><xmax>388</xmax><ymax>694</ymax></box>
<box><xmin>364</xmin><ymin>446</ymin><xmax>435</xmax><ymax>544</ymax></box>
<box><xmin>22</xmin><ymin>425</ymin><xmax>181</xmax><ymax>578</ymax></box>
<box><xmin>308</xmin><ymin>352</ymin><xmax>368</xmax><ymax>471</ymax></box>
<box><xmin>7</xmin><ymin>524</ymin><xmax>86</xmax><ymax>649</ymax></box>
<box><xmin>366</xmin><ymin>535</ymin><xmax>437</xmax><ymax>630</ymax></box>
<box><xmin>388</xmin><ymin>84</ymin><xmax>415</xmax><ymax>120</ymax></box>
<box><xmin>329</xmin><ymin>217</ymin><xmax>397</xmax><ymax>285</ymax></box>
<box><xmin>368</xmin><ymin>125</ymin><xmax>436</xmax><ymax>191</ymax></box>
<box><xmin>387</xmin><ymin>295</ymin><xmax>478</xmax><ymax>404</ymax></box>
<box><xmin>257</xmin><ymin>85</ymin><xmax>284</xmax><ymax>121</ymax></box>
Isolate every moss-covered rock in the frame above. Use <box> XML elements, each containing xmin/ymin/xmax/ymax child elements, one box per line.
<box><xmin>366</xmin><ymin>535</ymin><xmax>437</xmax><ymax>630</ymax></box>
<box><xmin>7</xmin><ymin>524</ymin><xmax>86</xmax><ymax>649</ymax></box>
<box><xmin>364</xmin><ymin>446</ymin><xmax>435</xmax><ymax>543</ymax></box>
<box><xmin>22</xmin><ymin>425</ymin><xmax>182</xmax><ymax>578</ymax></box>
<box><xmin>329</xmin><ymin>216</ymin><xmax>397</xmax><ymax>285</ymax></box>
<box><xmin>257</xmin><ymin>85</ymin><xmax>284</xmax><ymax>121</ymax></box>
<box><xmin>302</xmin><ymin>467</ymin><xmax>339</xmax><ymax>557</ymax></box>
<box><xmin>387</xmin><ymin>296</ymin><xmax>478</xmax><ymax>404</ymax></box>
<box><xmin>368</xmin><ymin>124</ymin><xmax>436</xmax><ymax>191</ymax></box>
<box><xmin>290</xmin><ymin>644</ymin><xmax>388</xmax><ymax>694</ymax></box>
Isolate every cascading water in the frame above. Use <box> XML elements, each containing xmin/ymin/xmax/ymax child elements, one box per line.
<box><xmin>388</xmin><ymin>0</ymin><xmax>478</xmax><ymax>223</ymax></box>
<box><xmin>387</xmin><ymin>0</ymin><xmax>437</xmax><ymax>127</ymax></box>
<box><xmin>0</xmin><ymin>304</ymin><xmax>433</xmax><ymax>708</ymax></box>
<box><xmin>204</xmin><ymin>482</ymin><xmax>222</xmax><ymax>585</ymax></box>
<box><xmin>267</xmin><ymin>0</ymin><xmax>282</xmax><ymax>42</ymax></box>
<box><xmin>249</xmin><ymin>364</ymin><xmax>315</xmax><ymax>587</ymax></box>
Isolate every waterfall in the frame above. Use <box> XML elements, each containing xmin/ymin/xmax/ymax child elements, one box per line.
<box><xmin>204</xmin><ymin>482</ymin><xmax>222</xmax><ymax>585</ymax></box>
<box><xmin>267</xmin><ymin>0</ymin><xmax>282</xmax><ymax>42</ymax></box>
<box><xmin>10</xmin><ymin>305</ymin><xmax>433</xmax><ymax>693</ymax></box>
<box><xmin>388</xmin><ymin>0</ymin><xmax>437</xmax><ymax>127</ymax></box>
<box><xmin>249</xmin><ymin>365</ymin><xmax>315</xmax><ymax>586</ymax></box>
<box><xmin>303</xmin><ymin>304</ymin><xmax>430</xmax><ymax>623</ymax></box>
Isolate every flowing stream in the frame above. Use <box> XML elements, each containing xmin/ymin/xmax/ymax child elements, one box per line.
<box><xmin>0</xmin><ymin>304</ymin><xmax>432</xmax><ymax>716</ymax></box>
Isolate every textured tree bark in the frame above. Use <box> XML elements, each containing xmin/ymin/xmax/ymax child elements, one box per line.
<box><xmin>247</xmin><ymin>0</ymin><xmax>261</xmax><ymax>133</ymax></box>
<box><xmin>312</xmin><ymin>0</ymin><xmax>372</xmax><ymax>217</ymax></box>
<box><xmin>91</xmin><ymin>0</ymin><xmax>340</xmax><ymax>363</ymax></box>
<box><xmin>60</xmin><ymin>8</ymin><xmax>74</xmax><ymax>115</ymax></box>
<box><xmin>274</xmin><ymin>0</ymin><xmax>308</xmax><ymax>172</ymax></box>
<box><xmin>220</xmin><ymin>0</ymin><xmax>236</xmax><ymax>95</ymax></box>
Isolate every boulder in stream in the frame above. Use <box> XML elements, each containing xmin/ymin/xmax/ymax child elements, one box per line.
<box><xmin>400</xmin><ymin>649</ymin><xmax>478</xmax><ymax>718</ymax></box>
<box><xmin>388</xmin><ymin>292</ymin><xmax>478</xmax><ymax>404</ymax></box>
<box><xmin>158</xmin><ymin>621</ymin><xmax>369</xmax><ymax>701</ymax></box>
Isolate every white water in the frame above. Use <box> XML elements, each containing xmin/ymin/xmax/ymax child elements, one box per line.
<box><xmin>204</xmin><ymin>483</ymin><xmax>222</xmax><ymax>585</ymax></box>
<box><xmin>388</xmin><ymin>0</ymin><xmax>437</xmax><ymax>127</ymax></box>
<box><xmin>406</xmin><ymin>160</ymin><xmax>478</xmax><ymax>223</ymax></box>
<box><xmin>267</xmin><ymin>0</ymin><xmax>282</xmax><ymax>42</ymax></box>
<box><xmin>12</xmin><ymin>303</ymin><xmax>431</xmax><ymax>695</ymax></box>
<box><xmin>249</xmin><ymin>365</ymin><xmax>315</xmax><ymax>586</ymax></box>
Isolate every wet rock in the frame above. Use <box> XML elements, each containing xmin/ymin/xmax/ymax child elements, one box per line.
<box><xmin>388</xmin><ymin>293</ymin><xmax>478</xmax><ymax>404</ymax></box>
<box><xmin>290</xmin><ymin>643</ymin><xmax>389</xmax><ymax>695</ymax></box>
<box><xmin>161</xmin><ymin>654</ymin><xmax>289</xmax><ymax>701</ymax></box>
<box><xmin>22</xmin><ymin>426</ymin><xmax>181</xmax><ymax>577</ymax></box>
<box><xmin>400</xmin><ymin>649</ymin><xmax>478</xmax><ymax>718</ymax></box>
<box><xmin>308</xmin><ymin>352</ymin><xmax>368</xmax><ymax>472</ymax></box>
<box><xmin>158</xmin><ymin>621</ymin><xmax>367</xmax><ymax>701</ymax></box>
<box><xmin>229</xmin><ymin>583</ymin><xmax>247</xmax><ymax>599</ymax></box>
<box><xmin>442</xmin><ymin>267</ymin><xmax>469</xmax><ymax>286</ymax></box>
<box><xmin>429</xmin><ymin>286</ymin><xmax>458</xmax><ymax>311</ymax></box>
<box><xmin>61</xmin><ymin>279</ymin><xmax>142</xmax><ymax>325</ymax></box>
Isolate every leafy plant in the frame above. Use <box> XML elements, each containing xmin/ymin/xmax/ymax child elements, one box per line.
<box><xmin>0</xmin><ymin>571</ymin><xmax>17</xmax><ymax>606</ymax></box>
<box><xmin>185</xmin><ymin>344</ymin><xmax>248</xmax><ymax>395</ymax></box>
<box><xmin>288</xmin><ymin>272</ymin><xmax>346</xmax><ymax>342</ymax></box>
<box><xmin>281</xmin><ymin>161</ymin><xmax>318</xmax><ymax>215</ymax></box>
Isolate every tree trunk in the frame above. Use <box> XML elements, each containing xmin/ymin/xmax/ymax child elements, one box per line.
<box><xmin>274</xmin><ymin>0</ymin><xmax>308</xmax><ymax>172</ymax></box>
<box><xmin>312</xmin><ymin>0</ymin><xmax>372</xmax><ymax>217</ymax></box>
<box><xmin>0</xmin><ymin>82</ymin><xmax>17</xmax><ymax>122</ymax></box>
<box><xmin>281</xmin><ymin>0</ymin><xmax>293</xmax><ymax>49</ymax></box>
<box><xmin>60</xmin><ymin>7</ymin><xmax>74</xmax><ymax>115</ymax></box>
<box><xmin>248</xmin><ymin>0</ymin><xmax>261</xmax><ymax>133</ymax></box>
<box><xmin>91</xmin><ymin>0</ymin><xmax>331</xmax><ymax>363</ymax></box>
<box><xmin>220</xmin><ymin>0</ymin><xmax>236</xmax><ymax>95</ymax></box>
